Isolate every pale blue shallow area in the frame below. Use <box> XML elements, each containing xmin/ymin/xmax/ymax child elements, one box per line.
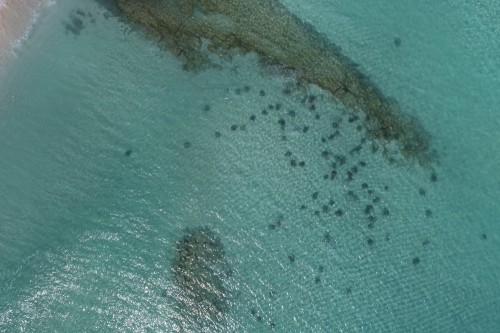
<box><xmin>0</xmin><ymin>0</ymin><xmax>499</xmax><ymax>332</ymax></box>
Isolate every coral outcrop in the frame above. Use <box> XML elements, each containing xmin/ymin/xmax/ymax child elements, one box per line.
<box><xmin>171</xmin><ymin>227</ymin><xmax>231</xmax><ymax>322</ymax></box>
<box><xmin>112</xmin><ymin>0</ymin><xmax>434</xmax><ymax>165</ymax></box>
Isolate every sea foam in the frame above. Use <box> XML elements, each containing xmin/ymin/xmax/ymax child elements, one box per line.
<box><xmin>0</xmin><ymin>0</ymin><xmax>56</xmax><ymax>69</ymax></box>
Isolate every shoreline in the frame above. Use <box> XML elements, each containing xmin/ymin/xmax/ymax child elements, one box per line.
<box><xmin>0</xmin><ymin>0</ymin><xmax>54</xmax><ymax>69</ymax></box>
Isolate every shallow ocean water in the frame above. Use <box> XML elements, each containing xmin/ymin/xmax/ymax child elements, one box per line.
<box><xmin>0</xmin><ymin>0</ymin><xmax>499</xmax><ymax>332</ymax></box>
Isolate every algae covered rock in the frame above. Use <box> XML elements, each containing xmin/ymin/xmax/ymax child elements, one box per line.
<box><xmin>171</xmin><ymin>226</ymin><xmax>231</xmax><ymax>320</ymax></box>
<box><xmin>112</xmin><ymin>0</ymin><xmax>435</xmax><ymax>166</ymax></box>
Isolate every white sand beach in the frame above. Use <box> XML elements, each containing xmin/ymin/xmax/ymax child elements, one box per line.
<box><xmin>0</xmin><ymin>0</ymin><xmax>53</xmax><ymax>68</ymax></box>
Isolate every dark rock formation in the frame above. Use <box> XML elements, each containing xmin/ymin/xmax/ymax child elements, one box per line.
<box><xmin>110</xmin><ymin>0</ymin><xmax>434</xmax><ymax>165</ymax></box>
<box><xmin>171</xmin><ymin>227</ymin><xmax>231</xmax><ymax>323</ymax></box>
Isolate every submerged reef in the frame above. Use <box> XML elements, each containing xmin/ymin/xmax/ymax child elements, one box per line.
<box><xmin>111</xmin><ymin>0</ymin><xmax>434</xmax><ymax>165</ymax></box>
<box><xmin>171</xmin><ymin>227</ymin><xmax>231</xmax><ymax>323</ymax></box>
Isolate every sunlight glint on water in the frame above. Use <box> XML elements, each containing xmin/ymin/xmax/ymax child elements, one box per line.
<box><xmin>0</xmin><ymin>0</ymin><xmax>499</xmax><ymax>332</ymax></box>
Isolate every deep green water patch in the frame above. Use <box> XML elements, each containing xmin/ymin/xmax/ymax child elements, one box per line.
<box><xmin>108</xmin><ymin>0</ymin><xmax>435</xmax><ymax>166</ymax></box>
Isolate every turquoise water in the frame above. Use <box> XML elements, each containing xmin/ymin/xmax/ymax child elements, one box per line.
<box><xmin>0</xmin><ymin>0</ymin><xmax>499</xmax><ymax>332</ymax></box>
